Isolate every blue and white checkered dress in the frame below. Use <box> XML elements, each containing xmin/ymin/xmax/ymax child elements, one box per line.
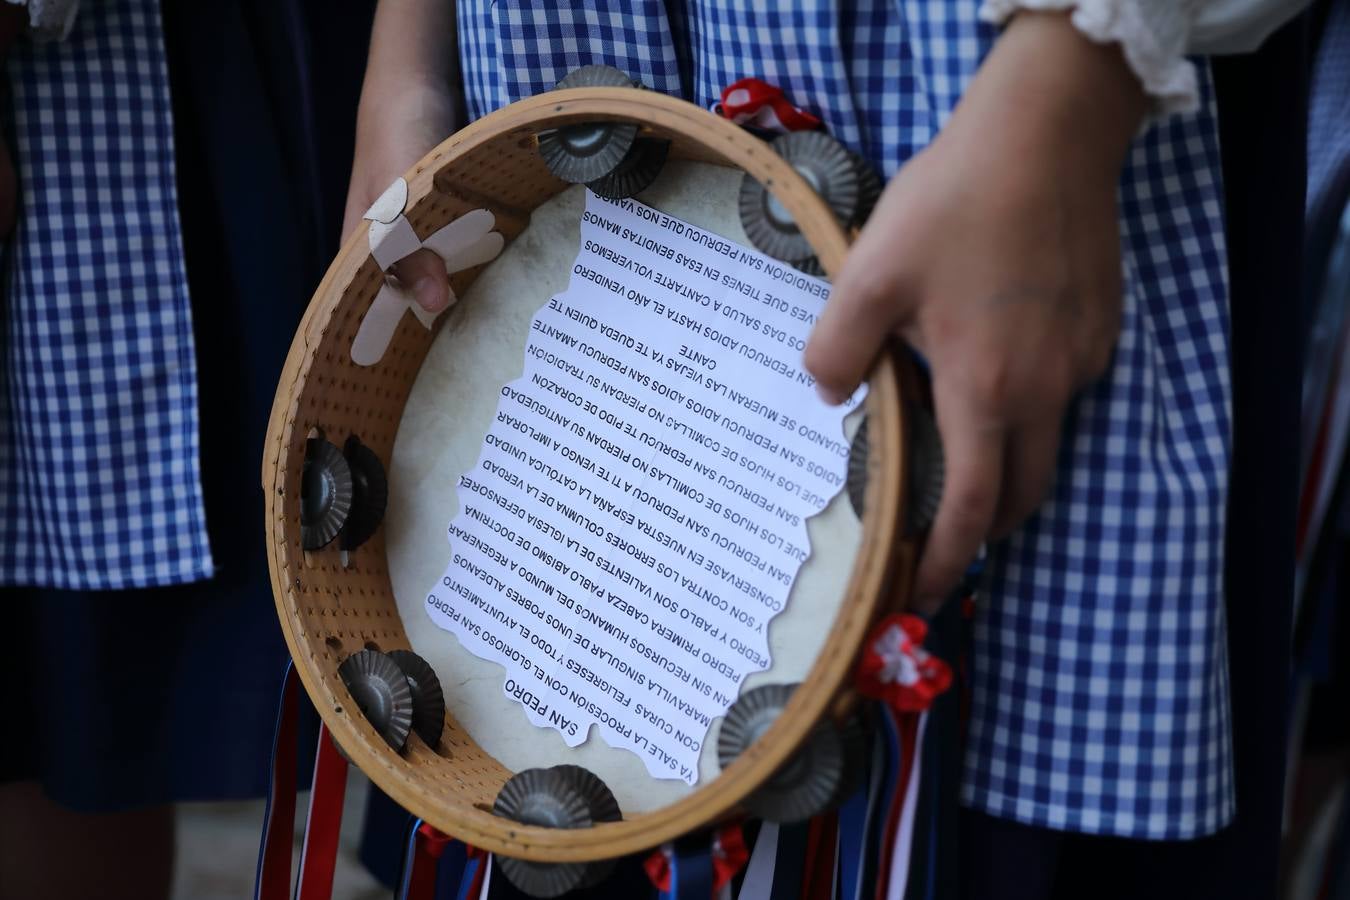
<box><xmin>459</xmin><ymin>0</ymin><xmax>1234</xmax><ymax>840</ymax></box>
<box><xmin>0</xmin><ymin>0</ymin><xmax>213</xmax><ymax>590</ymax></box>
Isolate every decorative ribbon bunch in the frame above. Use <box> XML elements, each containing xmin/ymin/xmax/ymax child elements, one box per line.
<box><xmin>644</xmin><ymin>824</ymin><xmax>751</xmax><ymax>900</ymax></box>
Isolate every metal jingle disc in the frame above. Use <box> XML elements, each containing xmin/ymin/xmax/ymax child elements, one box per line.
<box><xmin>554</xmin><ymin>63</ymin><xmax>638</xmax><ymax>91</ymax></box>
<box><xmin>754</xmin><ymin>721</ymin><xmax>846</xmax><ymax>823</ymax></box>
<box><xmin>905</xmin><ymin>405</ymin><xmax>944</xmax><ymax>536</ymax></box>
<box><xmin>548</xmin><ymin>764</ymin><xmax>621</xmax><ymax>887</ymax></box>
<box><xmin>846</xmin><ymin>406</ymin><xmax>944</xmax><ymax>534</ymax></box>
<box><xmin>717</xmin><ymin>683</ymin><xmax>794</xmax><ymax>768</ymax></box>
<box><xmin>739</xmin><ymin>131</ymin><xmax>862</xmax><ymax>263</ymax></box>
<box><xmin>549</xmin><ymin>765</ymin><xmax>622</xmax><ymax>823</ymax></box>
<box><xmin>795</xmin><ymin>255</ymin><xmax>826</xmax><ymax>278</ymax></box>
<box><xmin>717</xmin><ymin>683</ymin><xmax>846</xmax><ymax>823</ymax></box>
<box><xmin>388</xmin><ymin>649</ymin><xmax>445</xmax><ymax>748</ymax></box>
<box><xmin>586</xmin><ymin>138</ymin><xmax>670</xmax><ymax>199</ymax></box>
<box><xmin>337</xmin><ymin>649</ymin><xmax>414</xmax><ymax>752</ymax></box>
<box><xmin>494</xmin><ymin>769</ymin><xmax>598</xmax><ymax>898</ymax></box>
<box><xmin>538</xmin><ymin>66</ymin><xmax>642</xmax><ymax>186</ymax></box>
<box><xmin>850</xmin><ymin>150</ymin><xmax>883</xmax><ymax>228</ymax></box>
<box><xmin>340</xmin><ymin>436</ymin><xmax>389</xmax><ymax>551</ymax></box>
<box><xmin>301</xmin><ymin>437</ymin><xmax>353</xmax><ymax>550</ymax></box>
<box><xmin>538</xmin><ymin>121</ymin><xmax>640</xmax><ymax>185</ymax></box>
<box><xmin>846</xmin><ymin>417</ymin><xmax>870</xmax><ymax>519</ymax></box>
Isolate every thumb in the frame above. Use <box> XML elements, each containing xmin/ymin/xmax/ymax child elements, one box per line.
<box><xmin>392</xmin><ymin>248</ymin><xmax>451</xmax><ymax>314</ymax></box>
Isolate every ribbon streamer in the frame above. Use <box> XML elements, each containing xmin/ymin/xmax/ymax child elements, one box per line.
<box><xmin>296</xmin><ymin>726</ymin><xmax>351</xmax><ymax>900</ymax></box>
<box><xmin>646</xmin><ymin>824</ymin><xmax>747</xmax><ymax>900</ymax></box>
<box><xmin>254</xmin><ymin>664</ymin><xmax>300</xmax><ymax>900</ymax></box>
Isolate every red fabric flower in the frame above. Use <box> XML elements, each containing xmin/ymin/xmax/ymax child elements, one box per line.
<box><xmin>855</xmin><ymin>614</ymin><xmax>952</xmax><ymax>712</ymax></box>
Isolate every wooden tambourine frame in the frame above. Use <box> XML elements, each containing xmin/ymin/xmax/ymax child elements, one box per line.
<box><xmin>263</xmin><ymin>87</ymin><xmax>918</xmax><ymax>863</ymax></box>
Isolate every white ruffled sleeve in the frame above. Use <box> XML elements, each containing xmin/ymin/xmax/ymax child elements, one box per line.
<box><xmin>980</xmin><ymin>1</ymin><xmax>1311</xmax><ymax>117</ymax></box>
<box><xmin>979</xmin><ymin>0</ymin><xmax>1203</xmax><ymax>116</ymax></box>
<box><xmin>4</xmin><ymin>0</ymin><xmax>79</xmax><ymax>41</ymax></box>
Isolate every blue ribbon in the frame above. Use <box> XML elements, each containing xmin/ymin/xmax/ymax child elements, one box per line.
<box><xmin>664</xmin><ymin>841</ymin><xmax>714</xmax><ymax>900</ymax></box>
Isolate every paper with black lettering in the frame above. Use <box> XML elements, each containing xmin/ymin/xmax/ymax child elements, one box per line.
<box><xmin>425</xmin><ymin>191</ymin><xmax>863</xmax><ymax>783</ymax></box>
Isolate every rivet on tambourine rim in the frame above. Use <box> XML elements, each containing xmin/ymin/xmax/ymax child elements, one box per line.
<box><xmin>301</xmin><ymin>437</ymin><xmax>353</xmax><ymax>551</ymax></box>
<box><xmin>388</xmin><ymin>648</ymin><xmax>446</xmax><ymax>748</ymax></box>
<box><xmin>494</xmin><ymin>769</ymin><xmax>596</xmax><ymax>897</ymax></box>
<box><xmin>738</xmin><ymin>131</ymin><xmax>861</xmax><ymax>263</ymax></box>
<box><xmin>339</xmin><ymin>435</ymin><xmax>389</xmax><ymax>551</ymax></box>
<box><xmin>337</xmin><ymin>649</ymin><xmax>413</xmax><ymax>752</ymax></box>
<box><xmin>587</xmin><ymin>137</ymin><xmax>670</xmax><ymax>199</ymax></box>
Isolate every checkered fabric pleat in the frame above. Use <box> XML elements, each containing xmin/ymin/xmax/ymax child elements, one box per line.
<box><xmin>456</xmin><ymin>0</ymin><xmax>1236</xmax><ymax>840</ymax></box>
<box><xmin>0</xmin><ymin>0</ymin><xmax>213</xmax><ymax>589</ymax></box>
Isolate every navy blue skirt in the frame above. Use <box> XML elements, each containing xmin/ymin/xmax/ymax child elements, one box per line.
<box><xmin>0</xmin><ymin>0</ymin><xmax>373</xmax><ymax>811</ymax></box>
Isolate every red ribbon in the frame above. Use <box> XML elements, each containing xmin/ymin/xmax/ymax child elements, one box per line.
<box><xmin>716</xmin><ymin>78</ymin><xmax>822</xmax><ymax>134</ymax></box>
<box><xmin>801</xmin><ymin>813</ymin><xmax>839</xmax><ymax>900</ymax></box>
<box><xmin>711</xmin><ymin>823</ymin><xmax>749</xmax><ymax>891</ymax></box>
<box><xmin>643</xmin><ymin>824</ymin><xmax>748</xmax><ymax>895</ymax></box>
<box><xmin>295</xmin><ymin>727</ymin><xmax>351</xmax><ymax>900</ymax></box>
<box><xmin>644</xmin><ymin>846</ymin><xmax>672</xmax><ymax>893</ymax></box>
<box><xmin>855</xmin><ymin>613</ymin><xmax>953</xmax><ymax>712</ymax></box>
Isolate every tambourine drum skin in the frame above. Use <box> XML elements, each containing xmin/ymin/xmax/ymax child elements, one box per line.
<box><xmin>263</xmin><ymin>87</ymin><xmax>919</xmax><ymax>862</ymax></box>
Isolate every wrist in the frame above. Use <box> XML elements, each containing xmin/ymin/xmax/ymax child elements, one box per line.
<box><xmin>962</xmin><ymin>10</ymin><xmax>1147</xmax><ymax>183</ymax></box>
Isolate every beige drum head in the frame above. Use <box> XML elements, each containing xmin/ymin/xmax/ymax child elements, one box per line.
<box><xmin>263</xmin><ymin>85</ymin><xmax>920</xmax><ymax>864</ymax></box>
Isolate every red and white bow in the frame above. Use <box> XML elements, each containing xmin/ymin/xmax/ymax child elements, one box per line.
<box><xmin>716</xmin><ymin>78</ymin><xmax>822</xmax><ymax>134</ymax></box>
<box><xmin>855</xmin><ymin>614</ymin><xmax>952</xmax><ymax>712</ymax></box>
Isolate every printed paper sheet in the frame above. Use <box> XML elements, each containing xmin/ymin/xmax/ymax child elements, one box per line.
<box><xmin>425</xmin><ymin>191</ymin><xmax>862</xmax><ymax>783</ymax></box>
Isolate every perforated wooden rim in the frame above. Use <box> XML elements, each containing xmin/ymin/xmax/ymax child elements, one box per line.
<box><xmin>263</xmin><ymin>87</ymin><xmax>917</xmax><ymax>862</ymax></box>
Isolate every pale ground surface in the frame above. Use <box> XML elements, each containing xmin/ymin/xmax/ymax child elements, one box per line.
<box><xmin>172</xmin><ymin>768</ymin><xmax>384</xmax><ymax>900</ymax></box>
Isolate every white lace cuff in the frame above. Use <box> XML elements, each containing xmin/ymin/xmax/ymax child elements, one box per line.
<box><xmin>979</xmin><ymin>0</ymin><xmax>1201</xmax><ymax>118</ymax></box>
<box><xmin>5</xmin><ymin>0</ymin><xmax>79</xmax><ymax>41</ymax></box>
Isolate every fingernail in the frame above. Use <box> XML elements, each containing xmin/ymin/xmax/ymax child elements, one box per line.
<box><xmin>413</xmin><ymin>276</ymin><xmax>446</xmax><ymax>313</ymax></box>
<box><xmin>815</xmin><ymin>384</ymin><xmax>847</xmax><ymax>406</ymax></box>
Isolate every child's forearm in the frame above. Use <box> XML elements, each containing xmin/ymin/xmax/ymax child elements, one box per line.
<box><xmin>343</xmin><ymin>0</ymin><xmax>462</xmax><ymax>308</ymax></box>
<box><xmin>363</xmin><ymin>0</ymin><xmax>460</xmax><ymax>100</ymax></box>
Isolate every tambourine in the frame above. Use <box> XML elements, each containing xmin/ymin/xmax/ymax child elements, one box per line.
<box><xmin>263</xmin><ymin>69</ymin><xmax>933</xmax><ymax>890</ymax></box>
